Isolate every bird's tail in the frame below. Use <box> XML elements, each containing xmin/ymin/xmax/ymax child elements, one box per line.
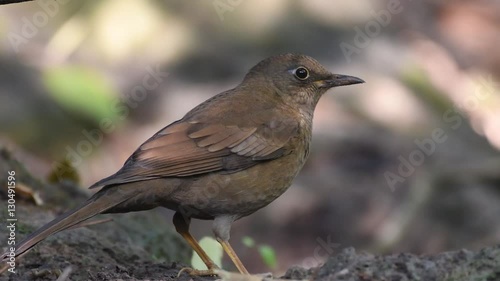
<box><xmin>1</xmin><ymin>186</ymin><xmax>138</xmax><ymax>261</ymax></box>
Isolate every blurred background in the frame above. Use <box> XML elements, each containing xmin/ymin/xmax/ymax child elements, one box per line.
<box><xmin>0</xmin><ymin>0</ymin><xmax>499</xmax><ymax>275</ymax></box>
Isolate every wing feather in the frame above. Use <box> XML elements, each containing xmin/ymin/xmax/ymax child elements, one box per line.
<box><xmin>90</xmin><ymin>117</ymin><xmax>298</xmax><ymax>188</ymax></box>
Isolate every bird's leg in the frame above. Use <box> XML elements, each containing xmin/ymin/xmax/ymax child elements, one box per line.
<box><xmin>213</xmin><ymin>216</ymin><xmax>250</xmax><ymax>275</ymax></box>
<box><xmin>217</xmin><ymin>238</ymin><xmax>249</xmax><ymax>274</ymax></box>
<box><xmin>173</xmin><ymin>212</ymin><xmax>219</xmax><ymax>276</ymax></box>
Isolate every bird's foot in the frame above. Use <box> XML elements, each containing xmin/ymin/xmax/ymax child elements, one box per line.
<box><xmin>177</xmin><ymin>267</ymin><xmax>219</xmax><ymax>277</ymax></box>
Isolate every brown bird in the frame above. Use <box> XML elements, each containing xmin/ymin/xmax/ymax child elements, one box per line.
<box><xmin>1</xmin><ymin>54</ymin><xmax>363</xmax><ymax>275</ymax></box>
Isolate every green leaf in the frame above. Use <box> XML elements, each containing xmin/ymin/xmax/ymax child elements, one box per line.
<box><xmin>43</xmin><ymin>66</ymin><xmax>121</xmax><ymax>125</ymax></box>
<box><xmin>258</xmin><ymin>245</ymin><xmax>277</xmax><ymax>269</ymax></box>
<box><xmin>242</xmin><ymin>236</ymin><xmax>255</xmax><ymax>248</ymax></box>
<box><xmin>191</xmin><ymin>237</ymin><xmax>223</xmax><ymax>270</ymax></box>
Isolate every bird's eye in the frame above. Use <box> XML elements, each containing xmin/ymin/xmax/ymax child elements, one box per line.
<box><xmin>294</xmin><ymin>67</ymin><xmax>309</xmax><ymax>80</ymax></box>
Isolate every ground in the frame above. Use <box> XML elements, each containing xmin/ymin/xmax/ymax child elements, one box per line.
<box><xmin>1</xmin><ymin>149</ymin><xmax>500</xmax><ymax>281</ymax></box>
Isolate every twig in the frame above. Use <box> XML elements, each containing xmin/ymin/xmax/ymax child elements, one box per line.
<box><xmin>56</xmin><ymin>266</ymin><xmax>72</xmax><ymax>281</ymax></box>
<box><xmin>0</xmin><ymin>0</ymin><xmax>33</xmax><ymax>5</ymax></box>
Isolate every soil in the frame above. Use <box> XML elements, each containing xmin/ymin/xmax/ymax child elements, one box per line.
<box><xmin>1</xmin><ymin>149</ymin><xmax>499</xmax><ymax>281</ymax></box>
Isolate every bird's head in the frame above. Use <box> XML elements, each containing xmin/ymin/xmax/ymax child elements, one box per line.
<box><xmin>243</xmin><ymin>53</ymin><xmax>364</xmax><ymax>111</ymax></box>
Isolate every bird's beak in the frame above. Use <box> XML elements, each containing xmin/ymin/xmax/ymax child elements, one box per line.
<box><xmin>315</xmin><ymin>74</ymin><xmax>365</xmax><ymax>89</ymax></box>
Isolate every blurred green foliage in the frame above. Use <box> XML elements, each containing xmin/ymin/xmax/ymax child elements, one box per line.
<box><xmin>47</xmin><ymin>158</ymin><xmax>80</xmax><ymax>184</ymax></box>
<box><xmin>402</xmin><ymin>66</ymin><xmax>451</xmax><ymax>114</ymax></box>
<box><xmin>242</xmin><ymin>236</ymin><xmax>278</xmax><ymax>269</ymax></box>
<box><xmin>43</xmin><ymin>66</ymin><xmax>120</xmax><ymax>127</ymax></box>
<box><xmin>191</xmin><ymin>236</ymin><xmax>223</xmax><ymax>270</ymax></box>
<box><xmin>242</xmin><ymin>236</ymin><xmax>256</xmax><ymax>248</ymax></box>
<box><xmin>258</xmin><ymin>245</ymin><xmax>278</xmax><ymax>269</ymax></box>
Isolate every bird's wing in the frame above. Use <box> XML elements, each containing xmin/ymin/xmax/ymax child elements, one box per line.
<box><xmin>90</xmin><ymin>118</ymin><xmax>298</xmax><ymax>187</ymax></box>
